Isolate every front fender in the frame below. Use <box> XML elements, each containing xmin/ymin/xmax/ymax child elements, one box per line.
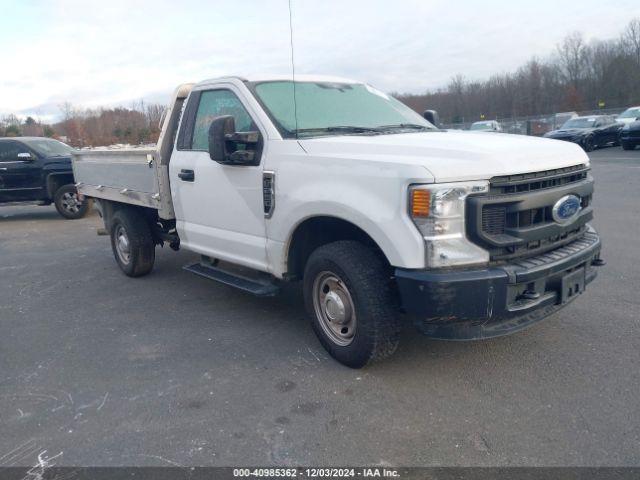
<box><xmin>45</xmin><ymin>171</ymin><xmax>74</xmax><ymax>197</ymax></box>
<box><xmin>266</xmin><ymin>174</ymin><xmax>429</xmax><ymax>277</ymax></box>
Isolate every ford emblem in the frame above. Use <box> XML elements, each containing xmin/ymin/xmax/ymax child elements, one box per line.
<box><xmin>552</xmin><ymin>195</ymin><xmax>582</xmax><ymax>224</ymax></box>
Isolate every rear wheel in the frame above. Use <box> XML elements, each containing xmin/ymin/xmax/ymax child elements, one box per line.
<box><xmin>54</xmin><ymin>184</ymin><xmax>90</xmax><ymax>219</ymax></box>
<box><xmin>303</xmin><ymin>241</ymin><xmax>400</xmax><ymax>368</ymax></box>
<box><xmin>109</xmin><ymin>209</ymin><xmax>155</xmax><ymax>277</ymax></box>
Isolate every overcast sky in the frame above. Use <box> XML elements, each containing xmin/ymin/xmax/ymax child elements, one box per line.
<box><xmin>2</xmin><ymin>0</ymin><xmax>639</xmax><ymax>121</ymax></box>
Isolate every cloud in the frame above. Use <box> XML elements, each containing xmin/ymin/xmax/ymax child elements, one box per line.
<box><xmin>2</xmin><ymin>0</ymin><xmax>638</xmax><ymax>120</ymax></box>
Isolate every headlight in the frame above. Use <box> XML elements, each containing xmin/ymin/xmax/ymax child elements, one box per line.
<box><xmin>409</xmin><ymin>181</ymin><xmax>490</xmax><ymax>268</ymax></box>
<box><xmin>622</xmin><ymin>124</ymin><xmax>630</xmax><ymax>131</ymax></box>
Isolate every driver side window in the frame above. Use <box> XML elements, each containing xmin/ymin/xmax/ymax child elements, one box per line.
<box><xmin>0</xmin><ymin>142</ymin><xmax>22</xmax><ymax>162</ymax></box>
<box><xmin>191</xmin><ymin>89</ymin><xmax>255</xmax><ymax>151</ymax></box>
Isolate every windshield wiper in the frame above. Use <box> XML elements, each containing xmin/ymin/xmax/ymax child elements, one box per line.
<box><xmin>377</xmin><ymin>123</ymin><xmax>433</xmax><ymax>131</ymax></box>
<box><xmin>294</xmin><ymin>125</ymin><xmax>382</xmax><ymax>135</ymax></box>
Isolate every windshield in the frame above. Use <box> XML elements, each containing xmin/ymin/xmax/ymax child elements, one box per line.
<box><xmin>251</xmin><ymin>81</ymin><xmax>435</xmax><ymax>137</ymax></box>
<box><xmin>619</xmin><ymin>108</ymin><xmax>640</xmax><ymax>119</ymax></box>
<box><xmin>22</xmin><ymin>138</ymin><xmax>74</xmax><ymax>156</ymax></box>
<box><xmin>561</xmin><ymin>118</ymin><xmax>597</xmax><ymax>129</ymax></box>
<box><xmin>470</xmin><ymin>122</ymin><xmax>493</xmax><ymax>130</ymax></box>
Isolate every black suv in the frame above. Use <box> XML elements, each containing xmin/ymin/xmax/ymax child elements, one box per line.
<box><xmin>0</xmin><ymin>137</ymin><xmax>89</xmax><ymax>219</ymax></box>
<box><xmin>543</xmin><ymin>115</ymin><xmax>623</xmax><ymax>151</ymax></box>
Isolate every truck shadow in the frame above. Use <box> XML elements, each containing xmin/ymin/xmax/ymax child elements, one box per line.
<box><xmin>0</xmin><ymin>208</ymin><xmax>59</xmax><ymax>222</ymax></box>
<box><xmin>0</xmin><ymin>206</ymin><xmax>98</xmax><ymax>223</ymax></box>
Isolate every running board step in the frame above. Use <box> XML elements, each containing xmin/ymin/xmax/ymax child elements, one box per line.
<box><xmin>184</xmin><ymin>262</ymin><xmax>280</xmax><ymax>297</ymax></box>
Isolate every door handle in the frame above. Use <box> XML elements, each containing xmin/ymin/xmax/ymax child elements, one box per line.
<box><xmin>178</xmin><ymin>169</ymin><xmax>195</xmax><ymax>182</ymax></box>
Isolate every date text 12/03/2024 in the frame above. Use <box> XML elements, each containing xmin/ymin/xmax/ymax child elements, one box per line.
<box><xmin>232</xmin><ymin>468</ymin><xmax>400</xmax><ymax>478</ymax></box>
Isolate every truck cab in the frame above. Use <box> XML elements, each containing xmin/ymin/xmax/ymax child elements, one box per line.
<box><xmin>0</xmin><ymin>137</ymin><xmax>89</xmax><ymax>219</ymax></box>
<box><xmin>73</xmin><ymin>75</ymin><xmax>603</xmax><ymax>367</ymax></box>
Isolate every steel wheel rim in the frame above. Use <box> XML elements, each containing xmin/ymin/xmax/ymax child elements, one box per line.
<box><xmin>584</xmin><ymin>137</ymin><xmax>593</xmax><ymax>151</ymax></box>
<box><xmin>312</xmin><ymin>271</ymin><xmax>357</xmax><ymax>346</ymax></box>
<box><xmin>115</xmin><ymin>225</ymin><xmax>131</xmax><ymax>265</ymax></box>
<box><xmin>61</xmin><ymin>192</ymin><xmax>82</xmax><ymax>213</ymax></box>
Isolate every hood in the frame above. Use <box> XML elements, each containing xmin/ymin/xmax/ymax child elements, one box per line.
<box><xmin>42</xmin><ymin>155</ymin><xmax>72</xmax><ymax>169</ymax></box>
<box><xmin>299</xmin><ymin>131</ymin><xmax>589</xmax><ymax>183</ymax></box>
<box><xmin>545</xmin><ymin>128</ymin><xmax>592</xmax><ymax>137</ymax></box>
<box><xmin>43</xmin><ymin>155</ymin><xmax>72</xmax><ymax>163</ymax></box>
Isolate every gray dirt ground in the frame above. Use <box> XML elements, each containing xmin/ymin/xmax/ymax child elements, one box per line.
<box><xmin>0</xmin><ymin>147</ymin><xmax>638</xmax><ymax>467</ymax></box>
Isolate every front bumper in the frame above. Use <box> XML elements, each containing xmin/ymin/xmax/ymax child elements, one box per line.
<box><xmin>620</xmin><ymin>131</ymin><xmax>640</xmax><ymax>142</ymax></box>
<box><xmin>395</xmin><ymin>227</ymin><xmax>602</xmax><ymax>340</ymax></box>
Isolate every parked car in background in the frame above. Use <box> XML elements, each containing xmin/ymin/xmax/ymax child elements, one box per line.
<box><xmin>616</xmin><ymin>106</ymin><xmax>640</xmax><ymax>125</ymax></box>
<box><xmin>620</xmin><ymin>119</ymin><xmax>640</xmax><ymax>150</ymax></box>
<box><xmin>552</xmin><ymin>112</ymin><xmax>578</xmax><ymax>130</ymax></box>
<box><xmin>543</xmin><ymin>115</ymin><xmax>622</xmax><ymax>151</ymax></box>
<box><xmin>0</xmin><ymin>137</ymin><xmax>90</xmax><ymax>219</ymax></box>
<box><xmin>470</xmin><ymin>120</ymin><xmax>502</xmax><ymax>132</ymax></box>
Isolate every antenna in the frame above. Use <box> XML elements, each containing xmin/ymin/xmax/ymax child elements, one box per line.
<box><xmin>288</xmin><ymin>0</ymin><xmax>299</xmax><ymax>138</ymax></box>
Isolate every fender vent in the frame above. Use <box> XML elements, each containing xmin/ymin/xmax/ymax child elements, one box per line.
<box><xmin>263</xmin><ymin>171</ymin><xmax>275</xmax><ymax>218</ymax></box>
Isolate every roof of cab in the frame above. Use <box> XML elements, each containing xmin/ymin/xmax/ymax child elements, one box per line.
<box><xmin>194</xmin><ymin>74</ymin><xmax>361</xmax><ymax>89</ymax></box>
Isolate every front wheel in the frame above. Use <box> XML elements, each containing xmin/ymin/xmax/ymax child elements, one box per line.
<box><xmin>303</xmin><ymin>241</ymin><xmax>400</xmax><ymax>368</ymax></box>
<box><xmin>622</xmin><ymin>141</ymin><xmax>635</xmax><ymax>151</ymax></box>
<box><xmin>109</xmin><ymin>209</ymin><xmax>155</xmax><ymax>277</ymax></box>
<box><xmin>54</xmin><ymin>184</ymin><xmax>90</xmax><ymax>219</ymax></box>
<box><xmin>582</xmin><ymin>136</ymin><xmax>595</xmax><ymax>152</ymax></box>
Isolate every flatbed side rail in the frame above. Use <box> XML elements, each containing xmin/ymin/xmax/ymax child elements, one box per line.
<box><xmin>72</xmin><ymin>148</ymin><xmax>162</xmax><ymax>210</ymax></box>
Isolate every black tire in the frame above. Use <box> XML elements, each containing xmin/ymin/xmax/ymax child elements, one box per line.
<box><xmin>582</xmin><ymin>136</ymin><xmax>595</xmax><ymax>152</ymax></box>
<box><xmin>109</xmin><ymin>209</ymin><xmax>155</xmax><ymax>277</ymax></box>
<box><xmin>303</xmin><ymin>240</ymin><xmax>400</xmax><ymax>368</ymax></box>
<box><xmin>53</xmin><ymin>184</ymin><xmax>90</xmax><ymax>219</ymax></box>
<box><xmin>622</xmin><ymin>141</ymin><xmax>635</xmax><ymax>151</ymax></box>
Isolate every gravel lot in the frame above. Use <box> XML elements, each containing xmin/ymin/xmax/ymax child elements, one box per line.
<box><xmin>1</xmin><ymin>147</ymin><xmax>638</xmax><ymax>467</ymax></box>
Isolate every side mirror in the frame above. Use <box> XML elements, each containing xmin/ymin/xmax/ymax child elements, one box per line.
<box><xmin>208</xmin><ymin>115</ymin><xmax>261</xmax><ymax>166</ymax></box>
<box><xmin>17</xmin><ymin>152</ymin><xmax>34</xmax><ymax>160</ymax></box>
<box><xmin>423</xmin><ymin>109</ymin><xmax>440</xmax><ymax>127</ymax></box>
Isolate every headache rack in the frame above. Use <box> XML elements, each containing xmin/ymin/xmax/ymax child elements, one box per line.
<box><xmin>467</xmin><ymin>165</ymin><xmax>594</xmax><ymax>263</ymax></box>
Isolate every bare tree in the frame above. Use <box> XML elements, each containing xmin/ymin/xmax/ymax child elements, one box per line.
<box><xmin>621</xmin><ymin>18</ymin><xmax>640</xmax><ymax>65</ymax></box>
<box><xmin>557</xmin><ymin>32</ymin><xmax>588</xmax><ymax>90</ymax></box>
<box><xmin>59</xmin><ymin>101</ymin><xmax>75</xmax><ymax>122</ymax></box>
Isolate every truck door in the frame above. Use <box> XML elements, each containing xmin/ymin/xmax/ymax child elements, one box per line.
<box><xmin>169</xmin><ymin>86</ymin><xmax>268</xmax><ymax>271</ymax></box>
<box><xmin>0</xmin><ymin>141</ymin><xmax>43</xmax><ymax>202</ymax></box>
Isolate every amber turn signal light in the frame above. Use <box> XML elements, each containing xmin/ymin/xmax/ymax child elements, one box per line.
<box><xmin>411</xmin><ymin>189</ymin><xmax>431</xmax><ymax>217</ymax></box>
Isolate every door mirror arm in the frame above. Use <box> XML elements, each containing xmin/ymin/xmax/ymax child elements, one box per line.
<box><xmin>208</xmin><ymin>116</ymin><xmax>262</xmax><ymax>166</ymax></box>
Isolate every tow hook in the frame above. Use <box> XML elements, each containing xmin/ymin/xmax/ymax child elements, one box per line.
<box><xmin>521</xmin><ymin>290</ymin><xmax>541</xmax><ymax>300</ymax></box>
<box><xmin>592</xmin><ymin>257</ymin><xmax>606</xmax><ymax>267</ymax></box>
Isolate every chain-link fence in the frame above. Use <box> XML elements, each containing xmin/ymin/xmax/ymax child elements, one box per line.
<box><xmin>441</xmin><ymin>107</ymin><xmax>627</xmax><ymax>136</ymax></box>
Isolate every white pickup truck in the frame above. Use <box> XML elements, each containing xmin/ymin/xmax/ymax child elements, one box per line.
<box><xmin>72</xmin><ymin>75</ymin><xmax>604</xmax><ymax>367</ymax></box>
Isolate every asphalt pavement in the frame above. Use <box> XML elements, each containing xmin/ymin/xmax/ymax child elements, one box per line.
<box><xmin>1</xmin><ymin>146</ymin><xmax>638</xmax><ymax>467</ymax></box>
